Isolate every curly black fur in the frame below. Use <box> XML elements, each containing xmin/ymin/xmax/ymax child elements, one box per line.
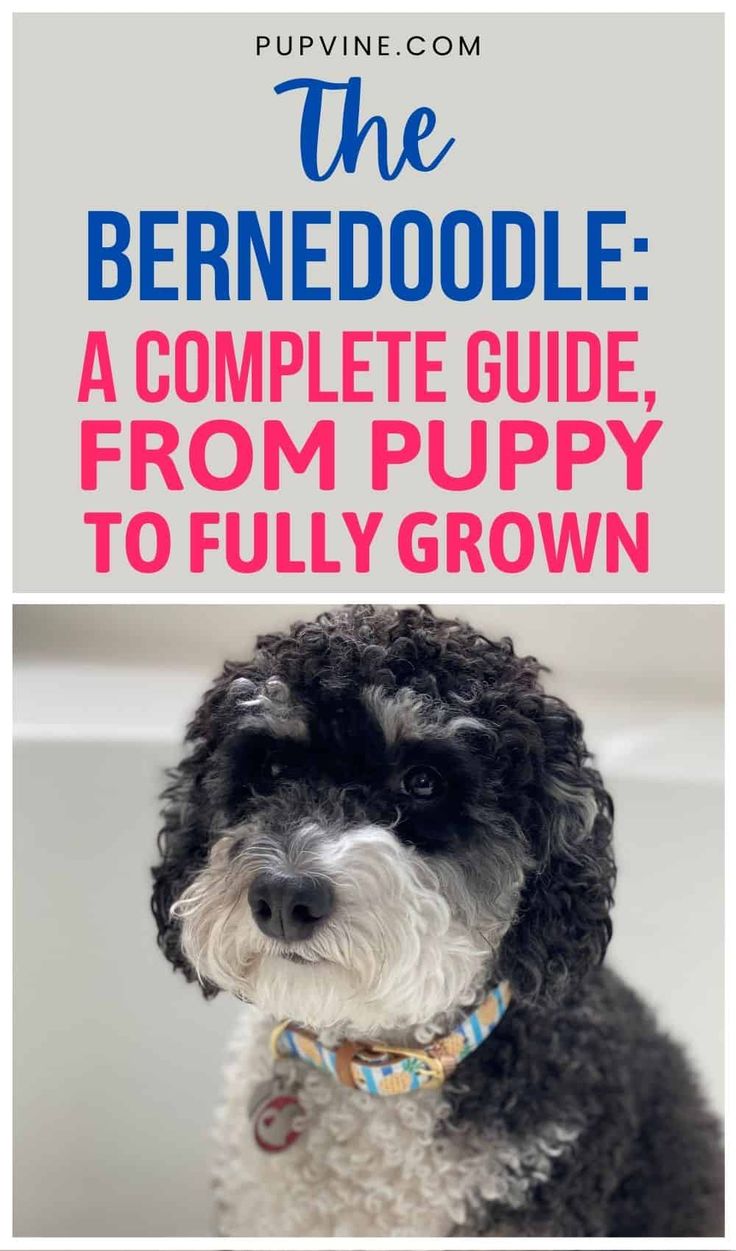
<box><xmin>153</xmin><ymin>605</ymin><xmax>614</xmax><ymax>997</ymax></box>
<box><xmin>151</xmin><ymin>605</ymin><xmax>723</xmax><ymax>1235</ymax></box>
<box><xmin>447</xmin><ymin>969</ymin><xmax>723</xmax><ymax>1236</ymax></box>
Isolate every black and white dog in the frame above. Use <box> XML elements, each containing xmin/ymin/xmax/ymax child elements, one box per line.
<box><xmin>151</xmin><ymin>606</ymin><xmax>723</xmax><ymax>1236</ymax></box>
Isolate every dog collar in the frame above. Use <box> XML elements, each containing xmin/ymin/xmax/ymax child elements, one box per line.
<box><xmin>270</xmin><ymin>982</ymin><xmax>511</xmax><ymax>1096</ymax></box>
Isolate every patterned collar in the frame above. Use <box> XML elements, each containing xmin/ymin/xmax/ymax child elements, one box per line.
<box><xmin>270</xmin><ymin>982</ymin><xmax>511</xmax><ymax>1097</ymax></box>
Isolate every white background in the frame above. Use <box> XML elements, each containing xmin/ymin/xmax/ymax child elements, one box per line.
<box><xmin>13</xmin><ymin>14</ymin><xmax>724</xmax><ymax>590</ymax></box>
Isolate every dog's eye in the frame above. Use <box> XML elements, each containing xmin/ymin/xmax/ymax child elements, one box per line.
<box><xmin>401</xmin><ymin>765</ymin><xmax>444</xmax><ymax>801</ymax></box>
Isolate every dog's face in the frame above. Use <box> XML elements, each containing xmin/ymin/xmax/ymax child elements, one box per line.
<box><xmin>152</xmin><ymin>608</ymin><xmax>614</xmax><ymax>1039</ymax></box>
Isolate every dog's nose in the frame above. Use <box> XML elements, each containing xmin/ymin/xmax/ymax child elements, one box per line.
<box><xmin>248</xmin><ymin>872</ymin><xmax>334</xmax><ymax>942</ymax></box>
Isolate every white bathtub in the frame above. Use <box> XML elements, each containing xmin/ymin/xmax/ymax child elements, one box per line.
<box><xmin>14</xmin><ymin>659</ymin><xmax>723</xmax><ymax>1236</ymax></box>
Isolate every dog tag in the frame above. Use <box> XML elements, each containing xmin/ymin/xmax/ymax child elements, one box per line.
<box><xmin>251</xmin><ymin>1091</ymin><xmax>304</xmax><ymax>1153</ymax></box>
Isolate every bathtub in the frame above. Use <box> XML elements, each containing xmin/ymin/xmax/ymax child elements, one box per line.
<box><xmin>14</xmin><ymin>660</ymin><xmax>723</xmax><ymax>1236</ymax></box>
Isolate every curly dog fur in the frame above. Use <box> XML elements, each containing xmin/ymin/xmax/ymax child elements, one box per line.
<box><xmin>152</xmin><ymin>605</ymin><xmax>723</xmax><ymax>1236</ymax></box>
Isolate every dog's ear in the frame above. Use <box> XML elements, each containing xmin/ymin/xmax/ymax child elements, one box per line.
<box><xmin>498</xmin><ymin>695</ymin><xmax>615</xmax><ymax>1006</ymax></box>
<box><xmin>151</xmin><ymin>748</ymin><xmax>218</xmax><ymax>995</ymax></box>
<box><xmin>150</xmin><ymin>662</ymin><xmax>259</xmax><ymax>996</ymax></box>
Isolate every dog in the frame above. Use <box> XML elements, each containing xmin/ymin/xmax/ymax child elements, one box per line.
<box><xmin>151</xmin><ymin>605</ymin><xmax>723</xmax><ymax>1236</ymax></box>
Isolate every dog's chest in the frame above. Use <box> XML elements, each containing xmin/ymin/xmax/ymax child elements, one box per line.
<box><xmin>212</xmin><ymin>1010</ymin><xmax>569</xmax><ymax>1237</ymax></box>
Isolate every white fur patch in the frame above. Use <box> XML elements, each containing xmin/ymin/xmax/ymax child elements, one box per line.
<box><xmin>363</xmin><ymin>684</ymin><xmax>485</xmax><ymax>746</ymax></box>
<box><xmin>173</xmin><ymin>822</ymin><xmax>519</xmax><ymax>1040</ymax></box>
<box><xmin>228</xmin><ymin>675</ymin><xmax>308</xmax><ymax>740</ymax></box>
<box><xmin>212</xmin><ymin>1010</ymin><xmax>579</xmax><ymax>1237</ymax></box>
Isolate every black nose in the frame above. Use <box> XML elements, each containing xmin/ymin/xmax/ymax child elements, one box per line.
<box><xmin>248</xmin><ymin>872</ymin><xmax>334</xmax><ymax>942</ymax></box>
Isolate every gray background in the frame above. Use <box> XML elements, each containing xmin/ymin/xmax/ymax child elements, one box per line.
<box><xmin>14</xmin><ymin>14</ymin><xmax>723</xmax><ymax>590</ymax></box>
<box><xmin>14</xmin><ymin>604</ymin><xmax>724</xmax><ymax>1235</ymax></box>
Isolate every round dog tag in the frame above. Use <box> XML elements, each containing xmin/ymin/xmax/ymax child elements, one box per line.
<box><xmin>252</xmin><ymin>1092</ymin><xmax>303</xmax><ymax>1153</ymax></box>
